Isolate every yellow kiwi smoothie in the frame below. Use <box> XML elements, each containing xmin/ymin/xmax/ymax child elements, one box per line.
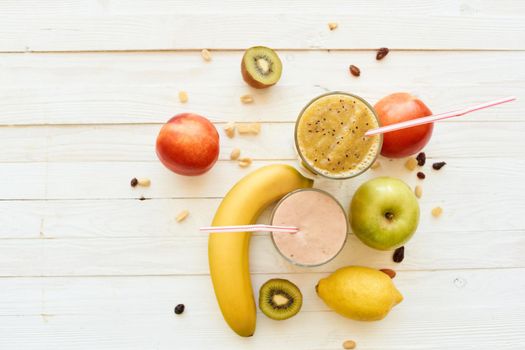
<box><xmin>295</xmin><ymin>92</ymin><xmax>382</xmax><ymax>179</ymax></box>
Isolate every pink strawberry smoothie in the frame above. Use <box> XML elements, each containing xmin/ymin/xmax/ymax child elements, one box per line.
<box><xmin>271</xmin><ymin>189</ymin><xmax>348</xmax><ymax>266</ymax></box>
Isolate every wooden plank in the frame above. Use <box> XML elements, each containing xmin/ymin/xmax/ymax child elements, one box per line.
<box><xmin>0</xmin><ymin>121</ymin><xmax>523</xmax><ymax>163</ymax></box>
<box><xmin>1</xmin><ymin>269</ymin><xmax>523</xmax><ymax>315</ymax></box>
<box><xmin>0</xmin><ymin>14</ymin><xmax>524</xmax><ymax>52</ymax></box>
<box><xmin>0</xmin><ymin>0</ymin><xmax>460</xmax><ymax>16</ymax></box>
<box><xmin>0</xmin><ymin>270</ymin><xmax>523</xmax><ymax>349</ymax></box>
<box><xmin>0</xmin><ymin>158</ymin><xmax>522</xmax><ymax>200</ymax></box>
<box><xmin>1</xmin><ymin>51</ymin><xmax>522</xmax><ymax>124</ymax></box>
<box><xmin>3</xmin><ymin>0</ymin><xmax>522</xmax><ymax>18</ymax></box>
<box><xmin>2</xmin><ymin>177</ymin><xmax>524</xmax><ymax>240</ymax></box>
<box><xmin>0</xmin><ymin>227</ymin><xmax>523</xmax><ymax>277</ymax></box>
<box><xmin>1</xmin><ymin>173</ymin><xmax>524</xmax><ymax>239</ymax></box>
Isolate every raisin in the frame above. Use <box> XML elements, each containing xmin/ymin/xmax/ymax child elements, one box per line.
<box><xmin>174</xmin><ymin>304</ymin><xmax>185</xmax><ymax>315</ymax></box>
<box><xmin>432</xmin><ymin>161</ymin><xmax>447</xmax><ymax>170</ymax></box>
<box><xmin>349</xmin><ymin>65</ymin><xmax>360</xmax><ymax>77</ymax></box>
<box><xmin>393</xmin><ymin>246</ymin><xmax>405</xmax><ymax>263</ymax></box>
<box><xmin>376</xmin><ymin>47</ymin><xmax>389</xmax><ymax>60</ymax></box>
<box><xmin>417</xmin><ymin>171</ymin><xmax>426</xmax><ymax>179</ymax></box>
<box><xmin>130</xmin><ymin>178</ymin><xmax>138</xmax><ymax>187</ymax></box>
<box><xmin>416</xmin><ymin>152</ymin><xmax>426</xmax><ymax>166</ymax></box>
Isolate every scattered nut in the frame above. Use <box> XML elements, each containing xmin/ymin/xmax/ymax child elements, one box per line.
<box><xmin>433</xmin><ymin>161</ymin><xmax>447</xmax><ymax>170</ymax></box>
<box><xmin>240</xmin><ymin>94</ymin><xmax>254</xmax><ymax>104</ymax></box>
<box><xmin>349</xmin><ymin>64</ymin><xmax>360</xmax><ymax>77</ymax></box>
<box><xmin>416</xmin><ymin>152</ymin><xmax>426</xmax><ymax>166</ymax></box>
<box><xmin>136</xmin><ymin>178</ymin><xmax>151</xmax><ymax>187</ymax></box>
<box><xmin>178</xmin><ymin>91</ymin><xmax>188</xmax><ymax>103</ymax></box>
<box><xmin>174</xmin><ymin>304</ymin><xmax>185</xmax><ymax>315</ymax></box>
<box><xmin>238</xmin><ymin>157</ymin><xmax>252</xmax><ymax>168</ymax></box>
<box><xmin>393</xmin><ymin>246</ymin><xmax>405</xmax><ymax>263</ymax></box>
<box><xmin>223</xmin><ymin>122</ymin><xmax>236</xmax><ymax>138</ymax></box>
<box><xmin>237</xmin><ymin>123</ymin><xmax>261</xmax><ymax>135</ymax></box>
<box><xmin>328</xmin><ymin>22</ymin><xmax>338</xmax><ymax>31</ymax></box>
<box><xmin>376</xmin><ymin>47</ymin><xmax>389</xmax><ymax>60</ymax></box>
<box><xmin>431</xmin><ymin>206</ymin><xmax>443</xmax><ymax>217</ymax></box>
<box><xmin>342</xmin><ymin>340</ymin><xmax>356</xmax><ymax>349</ymax></box>
<box><xmin>371</xmin><ymin>160</ymin><xmax>381</xmax><ymax>170</ymax></box>
<box><xmin>414</xmin><ymin>185</ymin><xmax>423</xmax><ymax>198</ymax></box>
<box><xmin>130</xmin><ymin>177</ymin><xmax>138</xmax><ymax>187</ymax></box>
<box><xmin>230</xmin><ymin>148</ymin><xmax>241</xmax><ymax>160</ymax></box>
<box><xmin>404</xmin><ymin>158</ymin><xmax>417</xmax><ymax>171</ymax></box>
<box><xmin>417</xmin><ymin>171</ymin><xmax>426</xmax><ymax>179</ymax></box>
<box><xmin>201</xmin><ymin>49</ymin><xmax>212</xmax><ymax>61</ymax></box>
<box><xmin>176</xmin><ymin>210</ymin><xmax>190</xmax><ymax>222</ymax></box>
<box><xmin>380</xmin><ymin>268</ymin><xmax>396</xmax><ymax>279</ymax></box>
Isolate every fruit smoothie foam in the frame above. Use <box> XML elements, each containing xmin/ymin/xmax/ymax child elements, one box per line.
<box><xmin>295</xmin><ymin>92</ymin><xmax>381</xmax><ymax>179</ymax></box>
<box><xmin>271</xmin><ymin>189</ymin><xmax>348</xmax><ymax>266</ymax></box>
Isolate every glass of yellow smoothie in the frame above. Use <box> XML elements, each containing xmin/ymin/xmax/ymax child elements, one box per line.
<box><xmin>295</xmin><ymin>92</ymin><xmax>382</xmax><ymax>179</ymax></box>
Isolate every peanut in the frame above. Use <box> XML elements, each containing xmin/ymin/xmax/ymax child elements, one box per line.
<box><xmin>240</xmin><ymin>94</ymin><xmax>254</xmax><ymax>104</ymax></box>
<box><xmin>328</xmin><ymin>22</ymin><xmax>338</xmax><ymax>31</ymax></box>
<box><xmin>176</xmin><ymin>210</ymin><xmax>189</xmax><ymax>223</ymax></box>
<box><xmin>201</xmin><ymin>49</ymin><xmax>212</xmax><ymax>62</ymax></box>
<box><xmin>371</xmin><ymin>160</ymin><xmax>381</xmax><ymax>170</ymax></box>
<box><xmin>137</xmin><ymin>178</ymin><xmax>151</xmax><ymax>187</ymax></box>
<box><xmin>414</xmin><ymin>185</ymin><xmax>422</xmax><ymax>198</ymax></box>
<box><xmin>178</xmin><ymin>91</ymin><xmax>188</xmax><ymax>103</ymax></box>
<box><xmin>223</xmin><ymin>122</ymin><xmax>236</xmax><ymax>138</ymax></box>
<box><xmin>230</xmin><ymin>148</ymin><xmax>241</xmax><ymax>160</ymax></box>
<box><xmin>432</xmin><ymin>206</ymin><xmax>443</xmax><ymax>217</ymax></box>
<box><xmin>342</xmin><ymin>340</ymin><xmax>356</xmax><ymax>349</ymax></box>
<box><xmin>238</xmin><ymin>157</ymin><xmax>252</xmax><ymax>168</ymax></box>
<box><xmin>237</xmin><ymin>123</ymin><xmax>261</xmax><ymax>135</ymax></box>
<box><xmin>404</xmin><ymin>158</ymin><xmax>417</xmax><ymax>171</ymax></box>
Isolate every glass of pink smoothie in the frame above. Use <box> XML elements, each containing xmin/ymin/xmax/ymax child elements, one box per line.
<box><xmin>270</xmin><ymin>188</ymin><xmax>348</xmax><ymax>267</ymax></box>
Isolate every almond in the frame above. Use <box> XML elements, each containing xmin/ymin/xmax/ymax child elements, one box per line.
<box><xmin>237</xmin><ymin>123</ymin><xmax>261</xmax><ymax>135</ymax></box>
<box><xmin>380</xmin><ymin>268</ymin><xmax>396</xmax><ymax>279</ymax></box>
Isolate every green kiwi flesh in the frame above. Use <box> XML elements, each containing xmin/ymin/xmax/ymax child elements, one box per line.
<box><xmin>258</xmin><ymin>278</ymin><xmax>302</xmax><ymax>320</ymax></box>
<box><xmin>241</xmin><ymin>46</ymin><xmax>282</xmax><ymax>88</ymax></box>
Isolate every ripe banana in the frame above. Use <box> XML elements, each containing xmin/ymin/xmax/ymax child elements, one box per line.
<box><xmin>208</xmin><ymin>164</ymin><xmax>313</xmax><ymax>337</ymax></box>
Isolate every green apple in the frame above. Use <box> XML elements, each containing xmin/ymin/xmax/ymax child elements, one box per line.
<box><xmin>350</xmin><ymin>177</ymin><xmax>419</xmax><ymax>250</ymax></box>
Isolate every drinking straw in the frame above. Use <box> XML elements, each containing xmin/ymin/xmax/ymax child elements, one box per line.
<box><xmin>365</xmin><ymin>96</ymin><xmax>516</xmax><ymax>137</ymax></box>
<box><xmin>200</xmin><ymin>224</ymin><xmax>299</xmax><ymax>234</ymax></box>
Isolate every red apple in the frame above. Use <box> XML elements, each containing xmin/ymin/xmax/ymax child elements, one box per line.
<box><xmin>374</xmin><ymin>93</ymin><xmax>433</xmax><ymax>158</ymax></box>
<box><xmin>156</xmin><ymin>113</ymin><xmax>219</xmax><ymax>176</ymax></box>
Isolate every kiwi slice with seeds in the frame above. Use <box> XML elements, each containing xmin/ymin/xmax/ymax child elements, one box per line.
<box><xmin>241</xmin><ymin>46</ymin><xmax>282</xmax><ymax>89</ymax></box>
<box><xmin>258</xmin><ymin>278</ymin><xmax>302</xmax><ymax>320</ymax></box>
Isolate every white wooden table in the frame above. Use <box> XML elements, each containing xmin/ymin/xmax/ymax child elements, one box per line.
<box><xmin>1</xmin><ymin>1</ymin><xmax>524</xmax><ymax>349</ymax></box>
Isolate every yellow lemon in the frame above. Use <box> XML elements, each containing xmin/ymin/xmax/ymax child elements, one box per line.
<box><xmin>316</xmin><ymin>266</ymin><xmax>403</xmax><ymax>321</ymax></box>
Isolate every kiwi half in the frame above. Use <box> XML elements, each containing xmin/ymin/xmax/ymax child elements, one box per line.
<box><xmin>258</xmin><ymin>278</ymin><xmax>302</xmax><ymax>320</ymax></box>
<box><xmin>241</xmin><ymin>46</ymin><xmax>282</xmax><ymax>89</ymax></box>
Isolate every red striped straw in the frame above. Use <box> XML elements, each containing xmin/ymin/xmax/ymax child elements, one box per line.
<box><xmin>365</xmin><ymin>96</ymin><xmax>516</xmax><ymax>137</ymax></box>
<box><xmin>200</xmin><ymin>224</ymin><xmax>298</xmax><ymax>234</ymax></box>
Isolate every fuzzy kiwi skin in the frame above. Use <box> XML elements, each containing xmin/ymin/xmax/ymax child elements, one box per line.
<box><xmin>241</xmin><ymin>54</ymin><xmax>273</xmax><ymax>89</ymax></box>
